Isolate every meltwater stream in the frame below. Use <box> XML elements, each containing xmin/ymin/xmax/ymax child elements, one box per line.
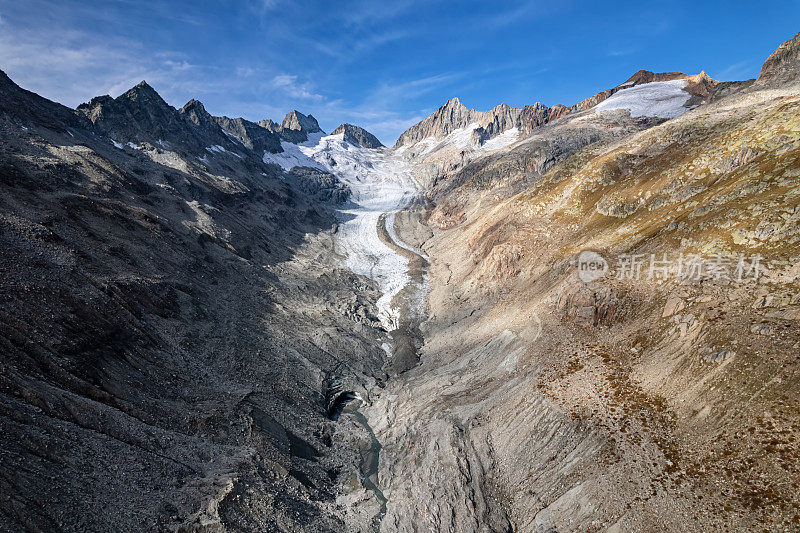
<box><xmin>353</xmin><ymin>411</ymin><xmax>388</xmax><ymax>531</ymax></box>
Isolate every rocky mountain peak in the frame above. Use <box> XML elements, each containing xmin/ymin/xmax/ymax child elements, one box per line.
<box><xmin>75</xmin><ymin>81</ymin><xmax>247</xmax><ymax>157</ymax></box>
<box><xmin>258</xmin><ymin>118</ymin><xmax>280</xmax><ymax>132</ymax></box>
<box><xmin>120</xmin><ymin>80</ymin><xmax>165</xmax><ymax>104</ymax></box>
<box><xmin>395</xmin><ymin>67</ymin><xmax>724</xmax><ymax>150</ymax></box>
<box><xmin>395</xmin><ymin>95</ymin><xmax>564</xmax><ymax>148</ymax></box>
<box><xmin>181</xmin><ymin>98</ymin><xmax>205</xmax><ymax>111</ymax></box>
<box><xmin>257</xmin><ymin>111</ymin><xmax>324</xmax><ymax>144</ymax></box>
<box><xmin>77</xmin><ymin>80</ymin><xmax>179</xmax><ymax>138</ymax></box>
<box><xmin>179</xmin><ymin>98</ymin><xmax>216</xmax><ymax>129</ymax></box>
<box><xmin>758</xmin><ymin>31</ymin><xmax>800</xmax><ymax>82</ymax></box>
<box><xmin>332</xmin><ymin>123</ymin><xmax>384</xmax><ymax>148</ymax></box>
<box><xmin>0</xmin><ymin>69</ymin><xmax>86</xmax><ymax>131</ymax></box>
<box><xmin>394</xmin><ymin>97</ymin><xmax>483</xmax><ymax>147</ymax></box>
<box><xmin>281</xmin><ymin>110</ymin><xmax>322</xmax><ymax>134</ymax></box>
<box><xmin>215</xmin><ymin>115</ymin><xmax>283</xmax><ymax>154</ymax></box>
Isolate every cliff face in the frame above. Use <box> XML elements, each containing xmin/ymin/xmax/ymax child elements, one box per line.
<box><xmin>394</xmin><ymin>97</ymin><xmax>482</xmax><ymax>146</ymax></box>
<box><xmin>281</xmin><ymin>109</ymin><xmax>322</xmax><ymax>133</ymax></box>
<box><xmin>258</xmin><ymin>110</ymin><xmax>324</xmax><ymax>144</ymax></box>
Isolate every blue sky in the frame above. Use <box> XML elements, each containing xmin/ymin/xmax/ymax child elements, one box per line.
<box><xmin>1</xmin><ymin>0</ymin><xmax>798</xmax><ymax>143</ymax></box>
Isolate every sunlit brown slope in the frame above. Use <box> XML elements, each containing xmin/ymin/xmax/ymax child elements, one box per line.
<box><xmin>374</xmin><ymin>33</ymin><xmax>800</xmax><ymax>532</ymax></box>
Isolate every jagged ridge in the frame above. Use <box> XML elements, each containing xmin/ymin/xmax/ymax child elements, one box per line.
<box><xmin>395</xmin><ymin>70</ymin><xmax>718</xmax><ymax>148</ymax></box>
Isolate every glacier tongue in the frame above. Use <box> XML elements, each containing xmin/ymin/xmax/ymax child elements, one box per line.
<box><xmin>281</xmin><ymin>132</ymin><xmax>420</xmax><ymax>330</ymax></box>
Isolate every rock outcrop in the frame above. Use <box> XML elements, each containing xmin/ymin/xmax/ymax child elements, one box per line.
<box><xmin>282</xmin><ymin>109</ymin><xmax>322</xmax><ymax>134</ymax></box>
<box><xmin>332</xmin><ymin>123</ymin><xmax>384</xmax><ymax>148</ymax></box>
<box><xmin>395</xmin><ymin>97</ymin><xmax>482</xmax><ymax>147</ymax></box>
<box><xmin>285</xmin><ymin>166</ymin><xmax>351</xmax><ymax>204</ymax></box>
<box><xmin>260</xmin><ymin>110</ymin><xmax>324</xmax><ymax>143</ymax></box>
<box><xmin>758</xmin><ymin>31</ymin><xmax>800</xmax><ymax>82</ymax></box>
<box><xmin>214</xmin><ymin>115</ymin><xmax>283</xmax><ymax>154</ymax></box>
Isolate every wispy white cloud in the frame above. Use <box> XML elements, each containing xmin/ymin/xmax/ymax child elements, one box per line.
<box><xmin>714</xmin><ymin>60</ymin><xmax>755</xmax><ymax>81</ymax></box>
<box><xmin>608</xmin><ymin>48</ymin><xmax>636</xmax><ymax>57</ymax></box>
<box><xmin>271</xmin><ymin>74</ymin><xmax>325</xmax><ymax>101</ymax></box>
<box><xmin>486</xmin><ymin>1</ymin><xmax>541</xmax><ymax>29</ymax></box>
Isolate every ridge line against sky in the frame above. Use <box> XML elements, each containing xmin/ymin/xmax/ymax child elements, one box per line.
<box><xmin>0</xmin><ymin>0</ymin><xmax>798</xmax><ymax>144</ymax></box>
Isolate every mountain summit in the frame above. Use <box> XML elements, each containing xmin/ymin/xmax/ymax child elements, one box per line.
<box><xmin>332</xmin><ymin>123</ymin><xmax>384</xmax><ymax>148</ymax></box>
<box><xmin>259</xmin><ymin>110</ymin><xmax>323</xmax><ymax>143</ymax></box>
<box><xmin>758</xmin><ymin>31</ymin><xmax>800</xmax><ymax>82</ymax></box>
<box><xmin>281</xmin><ymin>110</ymin><xmax>322</xmax><ymax>134</ymax></box>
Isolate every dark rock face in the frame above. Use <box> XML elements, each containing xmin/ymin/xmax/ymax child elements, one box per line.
<box><xmin>78</xmin><ymin>81</ymin><xmax>182</xmax><ymax>140</ymax></box>
<box><xmin>214</xmin><ymin>115</ymin><xmax>283</xmax><ymax>154</ymax></box>
<box><xmin>332</xmin><ymin>123</ymin><xmax>384</xmax><ymax>148</ymax></box>
<box><xmin>179</xmin><ymin>98</ymin><xmax>217</xmax><ymax>129</ymax></box>
<box><xmin>285</xmin><ymin>166</ymin><xmax>351</xmax><ymax>204</ymax></box>
<box><xmin>0</xmin><ymin>70</ymin><xmax>87</xmax><ymax>132</ymax></box>
<box><xmin>76</xmin><ymin>81</ymin><xmax>243</xmax><ymax>158</ymax></box>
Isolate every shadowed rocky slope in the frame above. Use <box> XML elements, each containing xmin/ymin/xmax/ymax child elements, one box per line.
<box><xmin>0</xmin><ymin>72</ymin><xmax>388</xmax><ymax>531</ymax></box>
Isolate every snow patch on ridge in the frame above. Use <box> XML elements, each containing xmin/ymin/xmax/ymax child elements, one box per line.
<box><xmin>262</xmin><ymin>132</ymin><xmax>327</xmax><ymax>170</ymax></box>
<box><xmin>206</xmin><ymin>145</ymin><xmax>242</xmax><ymax>158</ymax></box>
<box><xmin>482</xmin><ymin>127</ymin><xmax>520</xmax><ymax>151</ymax></box>
<box><xmin>399</xmin><ymin>123</ymin><xmax>521</xmax><ymax>158</ymax></box>
<box><xmin>594</xmin><ymin>80</ymin><xmax>691</xmax><ymax>119</ymax></box>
